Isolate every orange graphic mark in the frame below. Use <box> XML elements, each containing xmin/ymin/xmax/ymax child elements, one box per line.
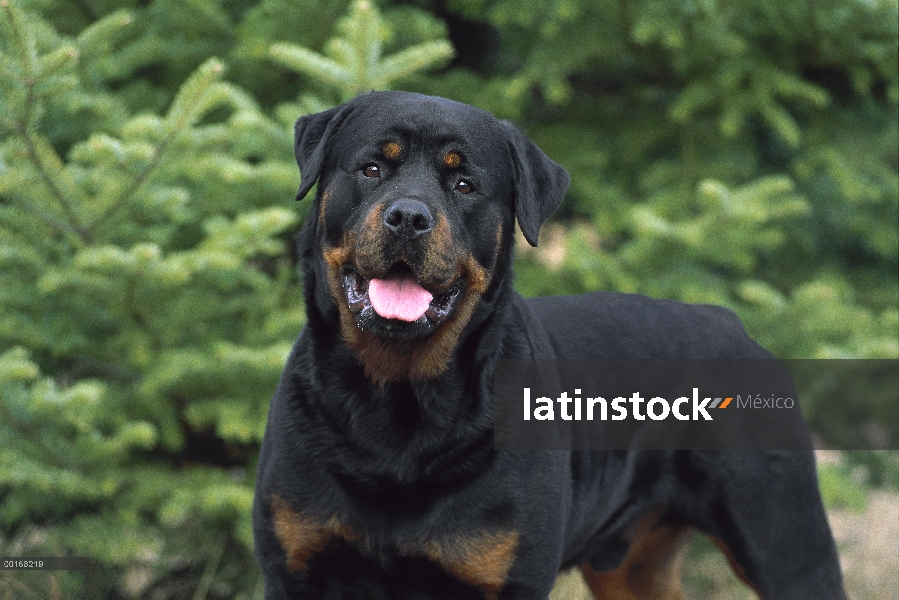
<box><xmin>719</xmin><ymin>397</ymin><xmax>732</xmax><ymax>409</ymax></box>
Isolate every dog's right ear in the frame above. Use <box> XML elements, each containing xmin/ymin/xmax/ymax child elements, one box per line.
<box><xmin>294</xmin><ymin>104</ymin><xmax>353</xmax><ymax>201</ymax></box>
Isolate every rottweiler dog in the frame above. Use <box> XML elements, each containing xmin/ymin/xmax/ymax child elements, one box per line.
<box><xmin>253</xmin><ymin>91</ymin><xmax>846</xmax><ymax>599</ymax></box>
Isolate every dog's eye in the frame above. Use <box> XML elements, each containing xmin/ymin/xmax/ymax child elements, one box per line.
<box><xmin>362</xmin><ymin>164</ymin><xmax>381</xmax><ymax>178</ymax></box>
<box><xmin>455</xmin><ymin>180</ymin><xmax>474</xmax><ymax>194</ymax></box>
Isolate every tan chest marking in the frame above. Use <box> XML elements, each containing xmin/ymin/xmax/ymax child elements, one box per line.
<box><xmin>419</xmin><ymin>530</ymin><xmax>519</xmax><ymax>599</ymax></box>
<box><xmin>272</xmin><ymin>496</ymin><xmax>517</xmax><ymax>598</ymax></box>
<box><xmin>270</xmin><ymin>496</ymin><xmax>356</xmax><ymax>573</ymax></box>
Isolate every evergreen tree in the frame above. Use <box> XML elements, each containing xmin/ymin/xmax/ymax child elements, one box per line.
<box><xmin>269</xmin><ymin>0</ymin><xmax>453</xmax><ymax>103</ymax></box>
<box><xmin>1</xmin><ymin>0</ymin><xmax>896</xmax><ymax>597</ymax></box>
<box><xmin>1</xmin><ymin>1</ymin><xmax>293</xmax><ymax>596</ymax></box>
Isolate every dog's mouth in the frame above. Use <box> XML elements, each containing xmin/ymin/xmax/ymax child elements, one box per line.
<box><xmin>342</xmin><ymin>263</ymin><xmax>464</xmax><ymax>337</ymax></box>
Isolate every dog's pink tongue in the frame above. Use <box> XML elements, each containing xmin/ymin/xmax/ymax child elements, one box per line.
<box><xmin>369</xmin><ymin>272</ymin><xmax>433</xmax><ymax>322</ymax></box>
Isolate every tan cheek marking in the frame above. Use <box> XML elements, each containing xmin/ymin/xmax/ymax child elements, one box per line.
<box><xmin>424</xmin><ymin>531</ymin><xmax>519</xmax><ymax>600</ymax></box>
<box><xmin>383</xmin><ymin>142</ymin><xmax>401</xmax><ymax>160</ymax></box>
<box><xmin>350</xmin><ymin>242</ymin><xmax>493</xmax><ymax>385</ymax></box>
<box><xmin>418</xmin><ymin>213</ymin><xmax>458</xmax><ymax>281</ymax></box>
<box><xmin>443</xmin><ymin>151</ymin><xmax>461</xmax><ymax>168</ymax></box>
<box><xmin>322</xmin><ymin>242</ymin><xmax>352</xmax><ymax>271</ymax></box>
<box><xmin>341</xmin><ymin>206</ymin><xmax>500</xmax><ymax>384</ymax></box>
<box><xmin>318</xmin><ymin>188</ymin><xmax>331</xmax><ymax>227</ymax></box>
<box><xmin>356</xmin><ymin>204</ymin><xmax>387</xmax><ymax>261</ymax></box>
<box><xmin>326</xmin><ymin>203</ymin><xmax>393</xmax><ymax>357</ymax></box>
<box><xmin>432</xmin><ymin>213</ymin><xmax>453</xmax><ymax>252</ymax></box>
<box><xmin>324</xmin><ymin>243</ymin><xmax>365</xmax><ymax>344</ymax></box>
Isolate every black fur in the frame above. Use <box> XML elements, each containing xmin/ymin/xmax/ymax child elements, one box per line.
<box><xmin>253</xmin><ymin>91</ymin><xmax>845</xmax><ymax>599</ymax></box>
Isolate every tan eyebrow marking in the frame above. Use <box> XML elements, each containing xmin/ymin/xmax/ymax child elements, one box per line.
<box><xmin>443</xmin><ymin>151</ymin><xmax>461</xmax><ymax>168</ymax></box>
<box><xmin>383</xmin><ymin>142</ymin><xmax>401</xmax><ymax>160</ymax></box>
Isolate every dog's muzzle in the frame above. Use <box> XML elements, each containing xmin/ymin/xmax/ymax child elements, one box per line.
<box><xmin>342</xmin><ymin>263</ymin><xmax>464</xmax><ymax>339</ymax></box>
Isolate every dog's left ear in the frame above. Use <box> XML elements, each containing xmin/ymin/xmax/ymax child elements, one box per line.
<box><xmin>294</xmin><ymin>103</ymin><xmax>354</xmax><ymax>201</ymax></box>
<box><xmin>504</xmin><ymin>123</ymin><xmax>571</xmax><ymax>247</ymax></box>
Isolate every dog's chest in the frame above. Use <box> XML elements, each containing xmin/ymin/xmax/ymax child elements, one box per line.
<box><xmin>270</xmin><ymin>494</ymin><xmax>518</xmax><ymax>599</ymax></box>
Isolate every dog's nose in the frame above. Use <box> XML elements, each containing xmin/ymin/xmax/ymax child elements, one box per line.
<box><xmin>383</xmin><ymin>199</ymin><xmax>434</xmax><ymax>239</ymax></box>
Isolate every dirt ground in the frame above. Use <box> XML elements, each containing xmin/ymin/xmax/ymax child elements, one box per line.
<box><xmin>829</xmin><ymin>491</ymin><xmax>899</xmax><ymax>600</ymax></box>
<box><xmin>549</xmin><ymin>489</ymin><xmax>899</xmax><ymax>600</ymax></box>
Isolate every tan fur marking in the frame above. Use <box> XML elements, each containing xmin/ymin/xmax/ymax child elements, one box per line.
<box><xmin>348</xmin><ymin>252</ymin><xmax>491</xmax><ymax>384</ymax></box>
<box><xmin>711</xmin><ymin>537</ymin><xmax>762</xmax><ymax>595</ymax></box>
<box><xmin>343</xmin><ymin>206</ymin><xmax>495</xmax><ymax>383</ymax></box>
<box><xmin>580</xmin><ymin>512</ymin><xmax>689</xmax><ymax>600</ymax></box>
<box><xmin>322</xmin><ymin>241</ymin><xmax>363</xmax><ymax>348</ymax></box>
<box><xmin>322</xmin><ymin>208</ymin><xmax>377</xmax><ymax>351</ymax></box>
<box><xmin>273</xmin><ymin>492</ymin><xmax>514</xmax><ymax>594</ymax></box>
<box><xmin>443</xmin><ymin>151</ymin><xmax>461</xmax><ymax>168</ymax></box>
<box><xmin>354</xmin><ymin>205</ymin><xmax>395</xmax><ymax>273</ymax></box>
<box><xmin>318</xmin><ymin>188</ymin><xmax>331</xmax><ymax>227</ymax></box>
<box><xmin>383</xmin><ymin>141</ymin><xmax>401</xmax><ymax>160</ymax></box>
<box><xmin>422</xmin><ymin>530</ymin><xmax>518</xmax><ymax>600</ymax></box>
<box><xmin>270</xmin><ymin>496</ymin><xmax>332</xmax><ymax>573</ymax></box>
<box><xmin>400</xmin><ymin>212</ymin><xmax>459</xmax><ymax>291</ymax></box>
<box><xmin>321</xmin><ymin>201</ymin><xmax>505</xmax><ymax>384</ymax></box>
<box><xmin>322</xmin><ymin>242</ymin><xmax>353</xmax><ymax>271</ymax></box>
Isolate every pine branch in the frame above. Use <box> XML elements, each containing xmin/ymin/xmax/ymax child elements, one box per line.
<box><xmin>0</xmin><ymin>392</ymin><xmax>70</xmax><ymax>471</ymax></box>
<box><xmin>269</xmin><ymin>43</ymin><xmax>352</xmax><ymax>90</ymax></box>
<box><xmin>269</xmin><ymin>0</ymin><xmax>454</xmax><ymax>101</ymax></box>
<box><xmin>87</xmin><ymin>59</ymin><xmax>227</xmax><ymax>237</ymax></box>
<box><xmin>369</xmin><ymin>41</ymin><xmax>453</xmax><ymax>89</ymax></box>
<box><xmin>76</xmin><ymin>9</ymin><xmax>132</xmax><ymax>57</ymax></box>
<box><xmin>15</xmin><ymin>131</ymin><xmax>90</xmax><ymax>235</ymax></box>
<box><xmin>2</xmin><ymin>1</ymin><xmax>89</xmax><ymax>242</ymax></box>
<box><xmin>5</xmin><ymin>195</ymin><xmax>84</xmax><ymax>239</ymax></box>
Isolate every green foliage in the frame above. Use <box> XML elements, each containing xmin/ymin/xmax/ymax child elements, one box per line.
<box><xmin>459</xmin><ymin>0</ymin><xmax>899</xmax><ymax>360</ymax></box>
<box><xmin>818</xmin><ymin>460</ymin><xmax>872</xmax><ymax>512</ymax></box>
<box><xmin>1</xmin><ymin>2</ymin><xmax>298</xmax><ymax>595</ymax></box>
<box><xmin>0</xmin><ymin>0</ymin><xmax>896</xmax><ymax>597</ymax></box>
<box><xmin>267</xmin><ymin>0</ymin><xmax>453</xmax><ymax>126</ymax></box>
<box><xmin>269</xmin><ymin>0</ymin><xmax>453</xmax><ymax>103</ymax></box>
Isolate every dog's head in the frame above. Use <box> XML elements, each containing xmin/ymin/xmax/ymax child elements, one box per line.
<box><xmin>294</xmin><ymin>91</ymin><xmax>569</xmax><ymax>383</ymax></box>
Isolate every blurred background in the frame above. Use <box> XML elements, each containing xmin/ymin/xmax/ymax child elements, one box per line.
<box><xmin>1</xmin><ymin>0</ymin><xmax>896</xmax><ymax>597</ymax></box>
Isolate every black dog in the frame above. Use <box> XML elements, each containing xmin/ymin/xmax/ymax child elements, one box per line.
<box><xmin>253</xmin><ymin>91</ymin><xmax>845</xmax><ymax>599</ymax></box>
